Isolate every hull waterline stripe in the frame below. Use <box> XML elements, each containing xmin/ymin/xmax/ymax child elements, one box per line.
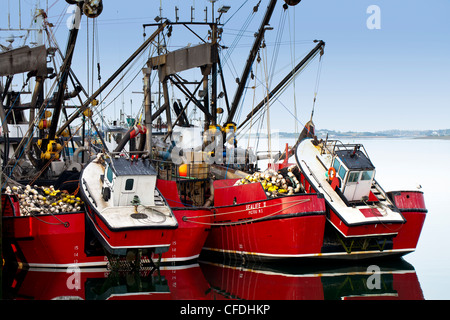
<box><xmin>201</xmin><ymin>247</ymin><xmax>415</xmax><ymax>259</ymax></box>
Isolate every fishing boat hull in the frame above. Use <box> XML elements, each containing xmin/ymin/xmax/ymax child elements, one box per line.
<box><xmin>155</xmin><ymin>179</ymin><xmax>212</xmax><ymax>263</ymax></box>
<box><xmin>153</xmin><ymin>208</ymin><xmax>212</xmax><ymax>263</ymax></box>
<box><xmin>2</xmin><ymin>194</ymin><xmax>107</xmax><ymax>268</ymax></box>
<box><xmin>387</xmin><ymin>190</ymin><xmax>427</xmax><ymax>252</ymax></box>
<box><xmin>83</xmin><ymin>203</ymin><xmax>176</xmax><ymax>256</ymax></box>
<box><xmin>201</xmin><ymin>180</ymin><xmax>327</xmax><ymax>261</ymax></box>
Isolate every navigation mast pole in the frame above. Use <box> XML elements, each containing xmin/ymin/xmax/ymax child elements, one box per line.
<box><xmin>225</xmin><ymin>0</ymin><xmax>278</xmax><ymax>125</ymax></box>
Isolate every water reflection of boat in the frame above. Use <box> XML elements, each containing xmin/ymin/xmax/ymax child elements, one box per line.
<box><xmin>2</xmin><ymin>263</ymin><xmax>211</xmax><ymax>300</ymax></box>
<box><xmin>199</xmin><ymin>259</ymin><xmax>424</xmax><ymax>300</ymax></box>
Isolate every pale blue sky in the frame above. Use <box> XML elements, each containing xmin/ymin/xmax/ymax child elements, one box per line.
<box><xmin>1</xmin><ymin>0</ymin><xmax>449</xmax><ymax>132</ymax></box>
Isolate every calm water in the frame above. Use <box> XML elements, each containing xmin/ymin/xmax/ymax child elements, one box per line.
<box><xmin>354</xmin><ymin>138</ymin><xmax>450</xmax><ymax>300</ymax></box>
<box><xmin>2</xmin><ymin>138</ymin><xmax>449</xmax><ymax>300</ymax></box>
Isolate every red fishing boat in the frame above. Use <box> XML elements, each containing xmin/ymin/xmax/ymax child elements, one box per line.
<box><xmin>294</xmin><ymin>122</ymin><xmax>427</xmax><ymax>260</ymax></box>
<box><xmin>201</xmin><ymin>178</ymin><xmax>326</xmax><ymax>261</ymax></box>
<box><xmin>2</xmin><ymin>192</ymin><xmax>108</xmax><ymax>268</ymax></box>
<box><xmin>80</xmin><ymin>155</ymin><xmax>212</xmax><ymax>265</ymax></box>
<box><xmin>143</xmin><ymin>0</ymin><xmax>329</xmax><ymax>263</ymax></box>
<box><xmin>2</xmin><ymin>171</ymin><xmax>211</xmax><ymax>268</ymax></box>
<box><xmin>1</xmin><ymin>0</ymin><xmax>211</xmax><ymax>269</ymax></box>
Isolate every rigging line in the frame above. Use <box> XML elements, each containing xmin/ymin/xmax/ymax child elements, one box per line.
<box><xmin>234</xmin><ymin>82</ymin><xmax>250</xmax><ymax>126</ymax></box>
<box><xmin>86</xmin><ymin>15</ymin><xmax>89</xmax><ymax>97</ymax></box>
<box><xmin>310</xmin><ymin>54</ymin><xmax>323</xmax><ymax>121</ymax></box>
<box><xmin>184</xmin><ymin>199</ymin><xmax>311</xmax><ymax>226</ymax></box>
<box><xmin>188</xmin><ymin>198</ymin><xmax>311</xmax><ymax>219</ymax></box>
<box><xmin>268</xmin><ymin>8</ymin><xmax>287</xmax><ymax>89</ymax></box>
<box><xmin>288</xmin><ymin>7</ymin><xmax>298</xmax><ymax>134</ymax></box>
<box><xmin>222</xmin><ymin>11</ymin><xmax>254</xmax><ymax>79</ymax></box>
<box><xmin>222</xmin><ymin>0</ymin><xmax>251</xmax><ymax>26</ymax></box>
<box><xmin>236</xmin><ymin>51</ymin><xmax>321</xmax><ymax>136</ymax></box>
<box><xmin>221</xmin><ymin>5</ymin><xmax>255</xmax><ymax>67</ymax></box>
<box><xmin>91</xmin><ymin>17</ymin><xmax>96</xmax><ymax>96</ymax></box>
<box><xmin>94</xmin><ymin>50</ymin><xmax>148</xmax><ymax>115</ymax></box>
<box><xmin>95</xmin><ymin>63</ymin><xmax>143</xmax><ymax>115</ymax></box>
<box><xmin>247</xmin><ymin>57</ymin><xmax>260</xmax><ymax>150</ymax></box>
<box><xmin>236</xmin><ymin>81</ymin><xmax>304</xmax><ymax>142</ymax></box>
<box><xmin>44</xmin><ymin>4</ymin><xmax>66</xmax><ymax>38</ymax></box>
<box><xmin>261</xmin><ymin>39</ymin><xmax>272</xmax><ymax>161</ymax></box>
<box><xmin>2</xmin><ymin>64</ymin><xmax>63</xmax><ymax>172</ymax></box>
<box><xmin>253</xmin><ymin>60</ymin><xmax>267</xmax><ymax>154</ymax></box>
<box><xmin>0</xmin><ymin>86</ymin><xmax>23</xmax><ymax>130</ymax></box>
<box><xmin>1</xmin><ymin>99</ymin><xmax>52</xmax><ymax>186</ymax></box>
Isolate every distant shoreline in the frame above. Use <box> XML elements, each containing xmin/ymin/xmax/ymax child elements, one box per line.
<box><xmin>414</xmin><ymin>135</ymin><xmax>450</xmax><ymax>140</ymax></box>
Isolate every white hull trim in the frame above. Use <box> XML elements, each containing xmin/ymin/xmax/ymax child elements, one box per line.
<box><xmin>27</xmin><ymin>261</ymin><xmax>108</xmax><ymax>269</ymax></box>
<box><xmin>327</xmin><ymin>218</ymin><xmax>400</xmax><ymax>238</ymax></box>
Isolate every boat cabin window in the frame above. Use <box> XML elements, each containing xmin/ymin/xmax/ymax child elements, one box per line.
<box><xmin>361</xmin><ymin>170</ymin><xmax>374</xmax><ymax>181</ymax></box>
<box><xmin>332</xmin><ymin>158</ymin><xmax>340</xmax><ymax>172</ymax></box>
<box><xmin>332</xmin><ymin>157</ymin><xmax>347</xmax><ymax>181</ymax></box>
<box><xmin>338</xmin><ymin>165</ymin><xmax>347</xmax><ymax>180</ymax></box>
<box><xmin>125</xmin><ymin>178</ymin><xmax>134</xmax><ymax>191</ymax></box>
<box><xmin>106</xmin><ymin>166</ymin><xmax>114</xmax><ymax>183</ymax></box>
<box><xmin>348</xmin><ymin>171</ymin><xmax>360</xmax><ymax>183</ymax></box>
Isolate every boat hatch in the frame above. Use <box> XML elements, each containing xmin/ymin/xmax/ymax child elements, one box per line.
<box><xmin>331</xmin><ymin>146</ymin><xmax>375</xmax><ymax>202</ymax></box>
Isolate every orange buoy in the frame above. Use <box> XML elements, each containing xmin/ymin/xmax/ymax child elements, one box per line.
<box><xmin>328</xmin><ymin>167</ymin><xmax>336</xmax><ymax>181</ymax></box>
<box><xmin>179</xmin><ymin>164</ymin><xmax>188</xmax><ymax>177</ymax></box>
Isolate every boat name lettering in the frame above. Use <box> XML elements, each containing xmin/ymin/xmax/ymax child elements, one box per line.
<box><xmin>246</xmin><ymin>202</ymin><xmax>267</xmax><ymax>215</ymax></box>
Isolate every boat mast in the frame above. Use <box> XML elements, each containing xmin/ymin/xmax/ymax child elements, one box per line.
<box><xmin>43</xmin><ymin>2</ymin><xmax>83</xmax><ymax>152</ymax></box>
<box><xmin>142</xmin><ymin>2</ymin><xmax>227</xmax><ymax>136</ymax></box>
<box><xmin>39</xmin><ymin>0</ymin><xmax>104</xmax><ymax>167</ymax></box>
<box><xmin>225</xmin><ymin>0</ymin><xmax>278</xmax><ymax>126</ymax></box>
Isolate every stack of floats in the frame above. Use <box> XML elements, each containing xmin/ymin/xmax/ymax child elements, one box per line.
<box><xmin>233</xmin><ymin>165</ymin><xmax>303</xmax><ymax>197</ymax></box>
<box><xmin>4</xmin><ymin>185</ymin><xmax>83</xmax><ymax>215</ymax></box>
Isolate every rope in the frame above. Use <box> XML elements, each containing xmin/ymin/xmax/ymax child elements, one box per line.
<box><xmin>184</xmin><ymin>198</ymin><xmax>311</xmax><ymax>226</ymax></box>
<box><xmin>362</xmin><ymin>199</ymin><xmax>405</xmax><ymax>233</ymax></box>
<box><xmin>71</xmin><ymin>183</ymin><xmax>80</xmax><ymax>196</ymax></box>
<box><xmin>29</xmin><ymin>211</ymin><xmax>70</xmax><ymax>228</ymax></box>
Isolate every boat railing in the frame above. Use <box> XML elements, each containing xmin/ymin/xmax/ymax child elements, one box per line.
<box><xmin>323</xmin><ymin>139</ymin><xmax>371</xmax><ymax>160</ymax></box>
